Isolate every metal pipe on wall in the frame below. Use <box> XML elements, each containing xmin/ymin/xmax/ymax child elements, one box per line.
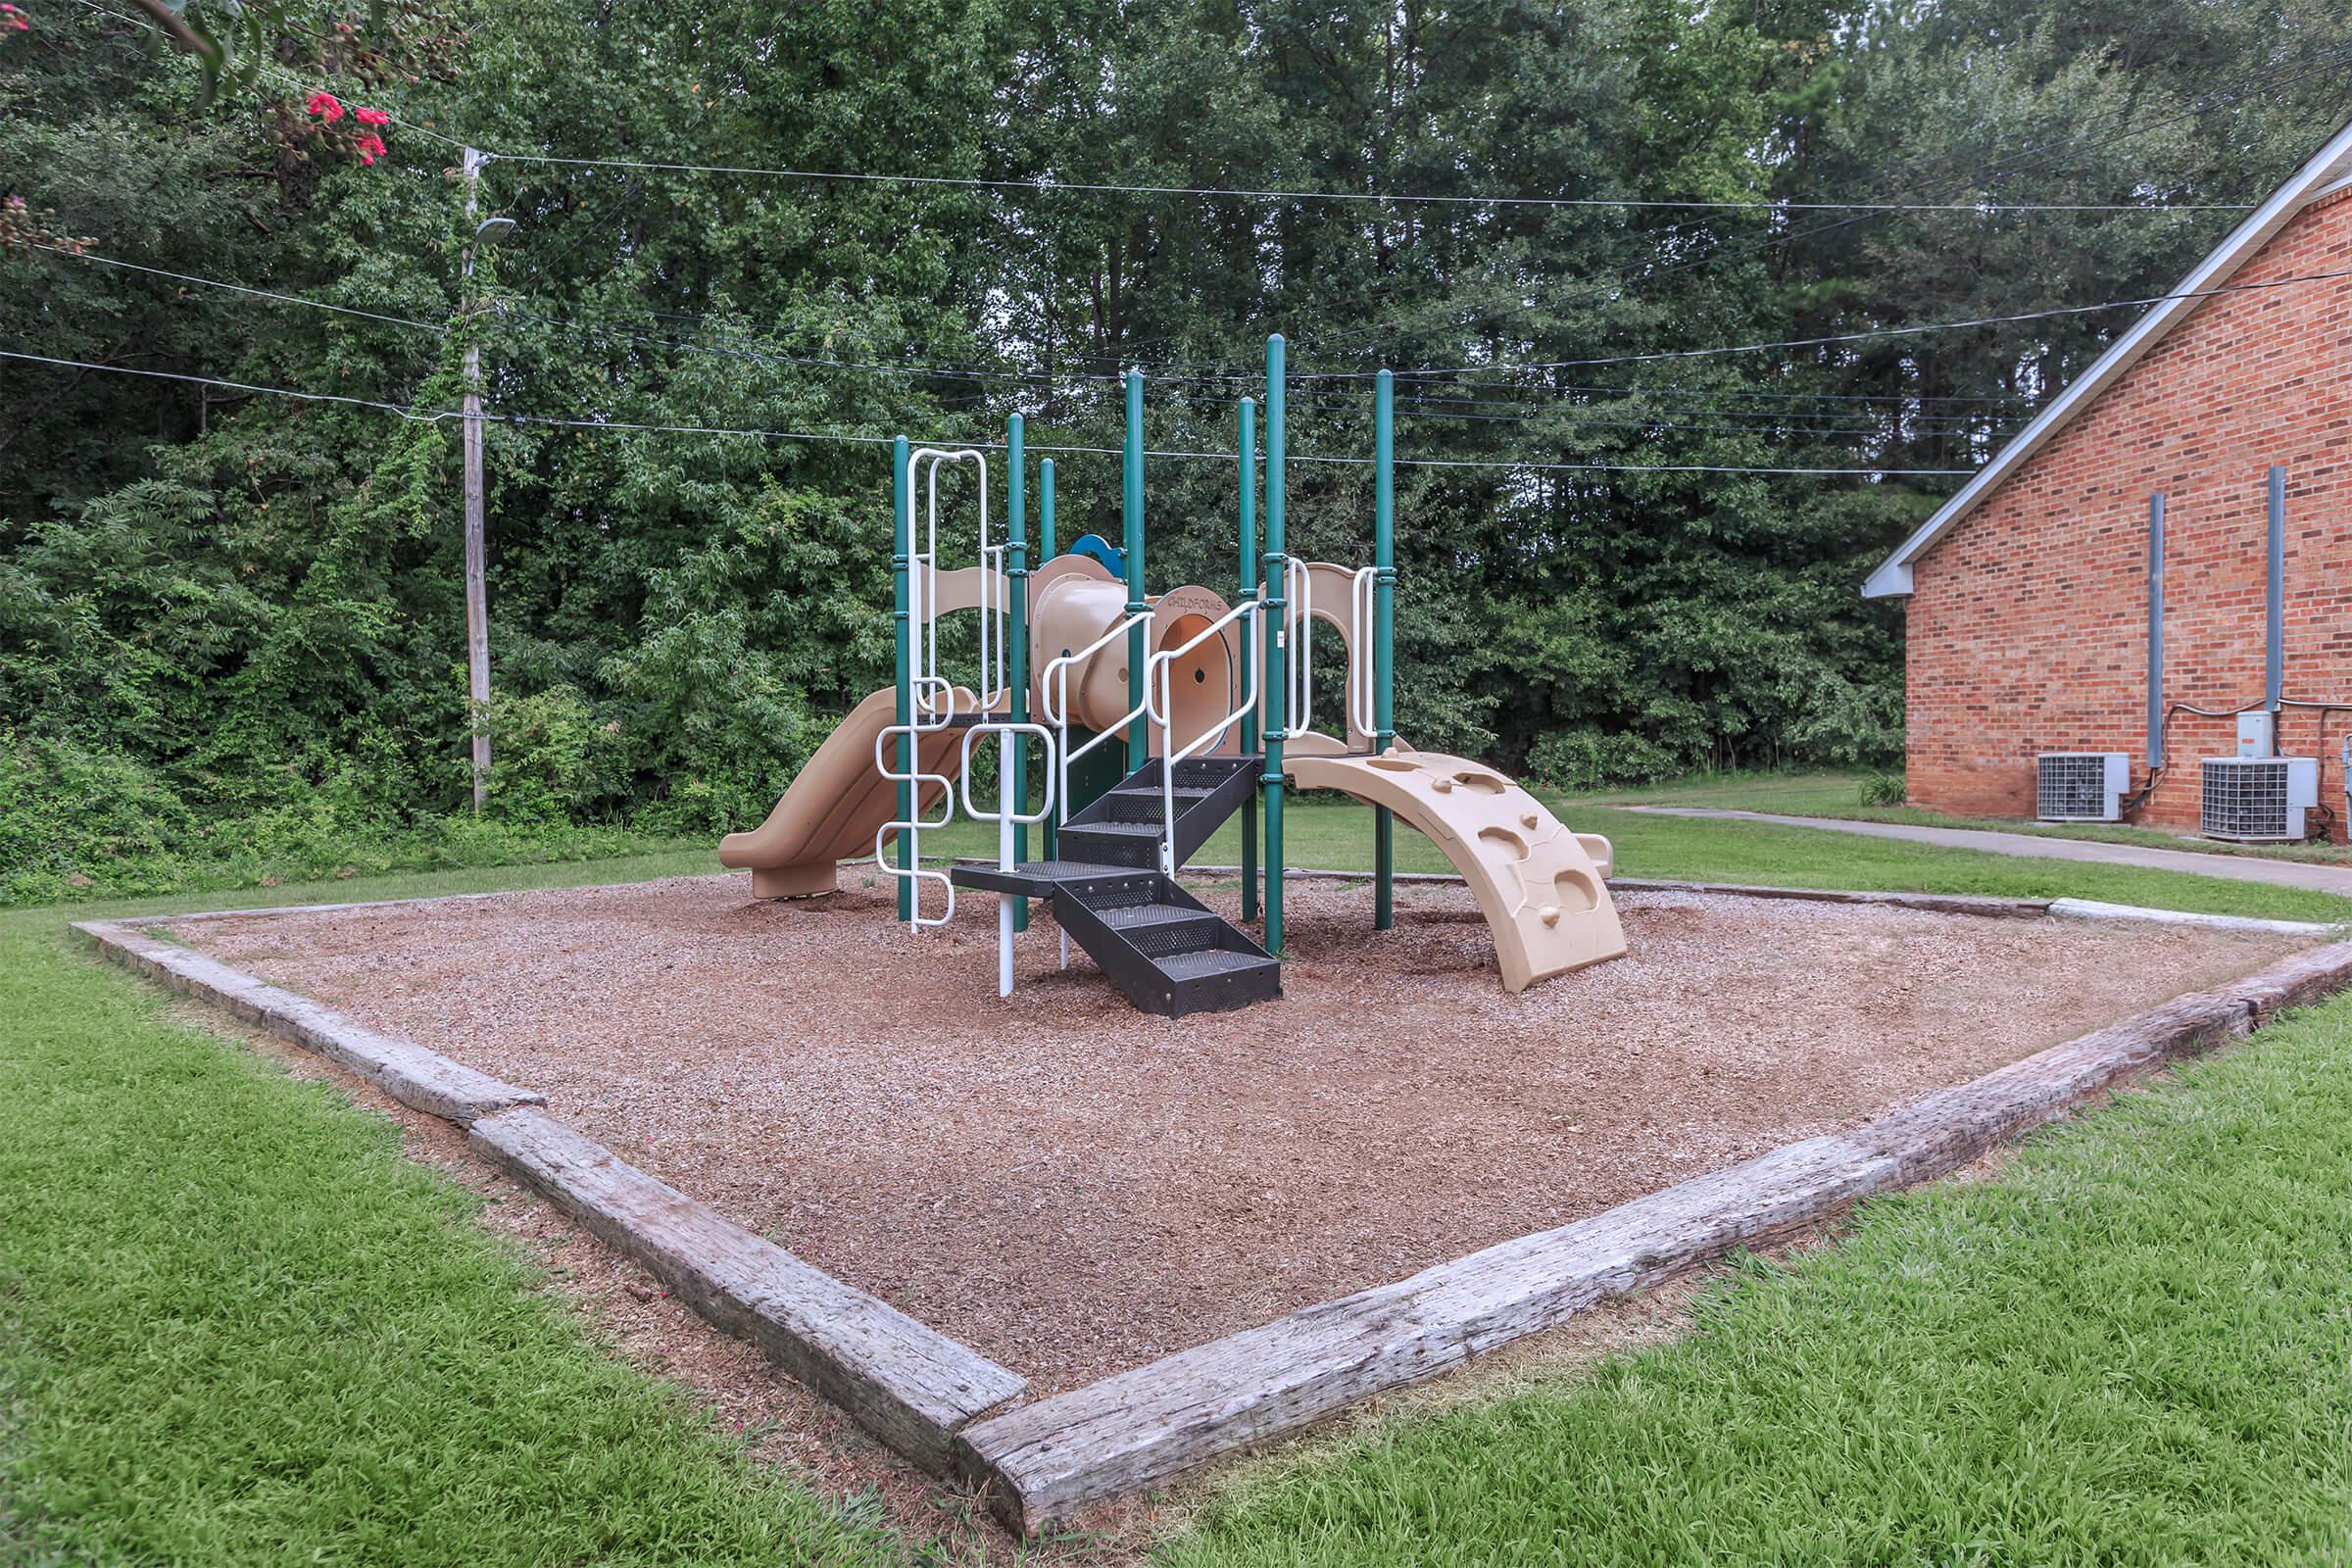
<box><xmin>2267</xmin><ymin>465</ymin><xmax>2286</xmax><ymax>715</ymax></box>
<box><xmin>2148</xmin><ymin>492</ymin><xmax>2165</xmax><ymax>769</ymax></box>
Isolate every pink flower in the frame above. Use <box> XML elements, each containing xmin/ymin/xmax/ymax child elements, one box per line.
<box><xmin>306</xmin><ymin>90</ymin><xmax>344</xmax><ymax>122</ymax></box>
<box><xmin>355</xmin><ymin>133</ymin><xmax>386</xmax><ymax>166</ymax></box>
<box><xmin>354</xmin><ymin>107</ymin><xmax>390</xmax><ymax>126</ymax></box>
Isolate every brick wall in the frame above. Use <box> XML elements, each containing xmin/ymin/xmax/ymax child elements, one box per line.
<box><xmin>1906</xmin><ymin>184</ymin><xmax>2352</xmax><ymax>839</ymax></box>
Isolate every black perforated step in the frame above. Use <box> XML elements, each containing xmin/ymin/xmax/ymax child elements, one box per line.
<box><xmin>947</xmin><ymin>754</ymin><xmax>1277</xmax><ymax>1016</ymax></box>
<box><xmin>1054</xmin><ymin>755</ymin><xmax>1258</xmax><ymax>869</ymax></box>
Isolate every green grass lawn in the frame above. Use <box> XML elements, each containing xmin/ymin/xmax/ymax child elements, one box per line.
<box><xmin>1586</xmin><ymin>767</ymin><xmax>2352</xmax><ymax>867</ymax></box>
<box><xmin>1167</xmin><ymin>989</ymin><xmax>2352</xmax><ymax>1567</ymax></box>
<box><xmin>0</xmin><ymin>894</ymin><xmax>914</xmax><ymax>1566</ymax></box>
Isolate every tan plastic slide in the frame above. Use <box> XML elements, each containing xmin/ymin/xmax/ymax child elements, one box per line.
<box><xmin>1285</xmin><ymin>749</ymin><xmax>1627</xmax><ymax>990</ymax></box>
<box><xmin>716</xmin><ymin>684</ymin><xmax>1004</xmax><ymax>898</ymax></box>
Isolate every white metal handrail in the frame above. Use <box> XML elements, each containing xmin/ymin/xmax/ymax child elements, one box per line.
<box><xmin>959</xmin><ymin>721</ymin><xmax>1059</xmax><ymax>996</ymax></box>
<box><xmin>872</xmin><ymin>720</ymin><xmax>958</xmax><ymax>928</ymax></box>
<box><xmin>1284</xmin><ymin>555</ymin><xmax>1313</xmax><ymax>740</ymax></box>
<box><xmin>1264</xmin><ymin>559</ymin><xmax>1379</xmax><ymax>746</ymax></box>
<box><xmin>1347</xmin><ymin>564</ymin><xmax>1378</xmax><ymax>741</ymax></box>
<box><xmin>908</xmin><ymin>674</ymin><xmax>956</xmax><ymax>729</ymax></box>
<box><xmin>1150</xmin><ymin>600</ymin><xmax>1260</xmax><ymax>874</ymax></box>
<box><xmin>1043</xmin><ymin>610</ymin><xmax>1153</xmax><ymax>837</ymax></box>
<box><xmin>957</xmin><ymin>722</ymin><xmax>1060</xmax><ymax>830</ymax></box>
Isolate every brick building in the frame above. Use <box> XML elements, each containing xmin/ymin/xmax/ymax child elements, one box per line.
<box><xmin>1865</xmin><ymin>119</ymin><xmax>2352</xmax><ymax>839</ymax></box>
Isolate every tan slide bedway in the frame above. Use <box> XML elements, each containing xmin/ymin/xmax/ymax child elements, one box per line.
<box><xmin>717</xmin><ymin>684</ymin><xmax>1005</xmax><ymax>899</ymax></box>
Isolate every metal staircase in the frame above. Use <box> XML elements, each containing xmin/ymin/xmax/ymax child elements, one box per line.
<box><xmin>952</xmin><ymin>755</ymin><xmax>1279</xmax><ymax>1016</ymax></box>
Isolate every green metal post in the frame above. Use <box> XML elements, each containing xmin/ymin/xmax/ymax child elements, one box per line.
<box><xmin>1372</xmin><ymin>369</ymin><xmax>1396</xmax><ymax>931</ymax></box>
<box><xmin>1262</xmin><ymin>336</ymin><xmax>1287</xmax><ymax>955</ymax></box>
<box><xmin>1006</xmin><ymin>414</ymin><xmax>1030</xmax><ymax>933</ymax></box>
<box><xmin>1040</xmin><ymin>458</ymin><xmax>1057</xmax><ymax>562</ymax></box>
<box><xmin>1239</xmin><ymin>395</ymin><xmax>1260</xmax><ymax>925</ymax></box>
<box><xmin>891</xmin><ymin>435</ymin><xmax>913</xmax><ymax>924</ymax></box>
<box><xmin>1124</xmin><ymin>368</ymin><xmax>1149</xmax><ymax>775</ymax></box>
<box><xmin>1040</xmin><ymin>459</ymin><xmax>1057</xmax><ymax>862</ymax></box>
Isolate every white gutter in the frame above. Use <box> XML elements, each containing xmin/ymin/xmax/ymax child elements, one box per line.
<box><xmin>1862</xmin><ymin>117</ymin><xmax>2352</xmax><ymax>600</ymax></box>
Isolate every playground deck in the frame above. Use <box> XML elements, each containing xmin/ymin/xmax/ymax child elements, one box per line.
<box><xmin>165</xmin><ymin>875</ymin><xmax>2300</xmax><ymax>1395</ymax></box>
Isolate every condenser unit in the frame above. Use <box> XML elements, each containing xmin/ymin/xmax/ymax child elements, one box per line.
<box><xmin>2036</xmin><ymin>752</ymin><xmax>2130</xmax><ymax>822</ymax></box>
<box><xmin>2199</xmin><ymin>756</ymin><xmax>2319</xmax><ymax>842</ymax></box>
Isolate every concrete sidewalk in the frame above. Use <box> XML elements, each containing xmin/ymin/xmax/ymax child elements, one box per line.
<box><xmin>1630</xmin><ymin>808</ymin><xmax>2352</xmax><ymax>897</ymax></box>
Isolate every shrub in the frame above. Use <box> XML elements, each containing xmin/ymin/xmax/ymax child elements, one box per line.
<box><xmin>481</xmin><ymin>685</ymin><xmax>615</xmax><ymax>826</ymax></box>
<box><xmin>1858</xmin><ymin>770</ymin><xmax>1908</xmax><ymax>807</ymax></box>
<box><xmin>0</xmin><ymin>733</ymin><xmax>197</xmax><ymax>903</ymax></box>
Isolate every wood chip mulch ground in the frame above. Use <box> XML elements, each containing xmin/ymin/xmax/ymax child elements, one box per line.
<box><xmin>170</xmin><ymin>873</ymin><xmax>2302</xmax><ymax>1397</ymax></box>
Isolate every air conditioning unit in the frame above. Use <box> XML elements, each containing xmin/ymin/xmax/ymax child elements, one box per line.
<box><xmin>2200</xmin><ymin>756</ymin><xmax>2319</xmax><ymax>841</ymax></box>
<box><xmin>2036</xmin><ymin>752</ymin><xmax>2130</xmax><ymax>821</ymax></box>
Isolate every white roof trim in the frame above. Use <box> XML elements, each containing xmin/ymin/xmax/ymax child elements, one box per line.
<box><xmin>1863</xmin><ymin>118</ymin><xmax>2352</xmax><ymax>599</ymax></box>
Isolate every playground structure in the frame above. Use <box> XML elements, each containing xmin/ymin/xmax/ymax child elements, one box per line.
<box><xmin>718</xmin><ymin>336</ymin><xmax>1625</xmax><ymax>1013</ymax></box>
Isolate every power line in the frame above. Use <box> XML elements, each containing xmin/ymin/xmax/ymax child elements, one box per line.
<box><xmin>472</xmin><ymin>152</ymin><xmax>2243</xmax><ymax>216</ymax></box>
<box><xmin>0</xmin><ymin>347</ymin><xmax>452</xmax><ymax>420</ymax></box>
<box><xmin>31</xmin><ymin>240</ymin><xmax>2019</xmax><ymax>435</ymax></box>
<box><xmin>42</xmin><ymin>15</ymin><xmax>2061</xmax><ymax>417</ymax></box>
<box><xmin>27</xmin><ymin>231</ymin><xmax>2054</xmax><ymax>457</ymax></box>
<box><xmin>69</xmin><ymin>0</ymin><xmax>2347</xmax><ymax>409</ymax></box>
<box><xmin>511</xmin><ymin>305</ymin><xmax>2008</xmax><ymax>427</ymax></box>
<box><xmin>30</xmin><ymin>243</ymin><xmax>450</xmax><ymax>333</ymax></box>
<box><xmin>0</xmin><ymin>349</ymin><xmax>1977</xmax><ymax>474</ymax></box>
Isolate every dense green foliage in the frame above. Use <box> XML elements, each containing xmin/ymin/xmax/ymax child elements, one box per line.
<box><xmin>1170</xmin><ymin>988</ymin><xmax>2352</xmax><ymax>1566</ymax></box>
<box><xmin>6</xmin><ymin>0</ymin><xmax>2351</xmax><ymax>884</ymax></box>
<box><xmin>0</xmin><ymin>910</ymin><xmax>910</xmax><ymax>1565</ymax></box>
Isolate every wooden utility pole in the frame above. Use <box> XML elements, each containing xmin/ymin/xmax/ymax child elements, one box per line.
<box><xmin>462</xmin><ymin>146</ymin><xmax>491</xmax><ymax>812</ymax></box>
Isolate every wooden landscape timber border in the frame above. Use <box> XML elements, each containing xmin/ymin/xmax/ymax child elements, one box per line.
<box><xmin>70</xmin><ymin>905</ymin><xmax>2352</xmax><ymax>1537</ymax></box>
<box><xmin>73</xmin><ymin>919</ymin><xmax>547</xmax><ymax>1125</ymax></box>
<box><xmin>466</xmin><ymin>1106</ymin><xmax>1025</xmax><ymax>1469</ymax></box>
<box><xmin>70</xmin><ymin>916</ymin><xmax>1027</xmax><ymax>1473</ymax></box>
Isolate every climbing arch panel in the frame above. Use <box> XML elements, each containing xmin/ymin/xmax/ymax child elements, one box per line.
<box><xmin>1283</xmin><ymin>750</ymin><xmax>1626</xmax><ymax>991</ymax></box>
